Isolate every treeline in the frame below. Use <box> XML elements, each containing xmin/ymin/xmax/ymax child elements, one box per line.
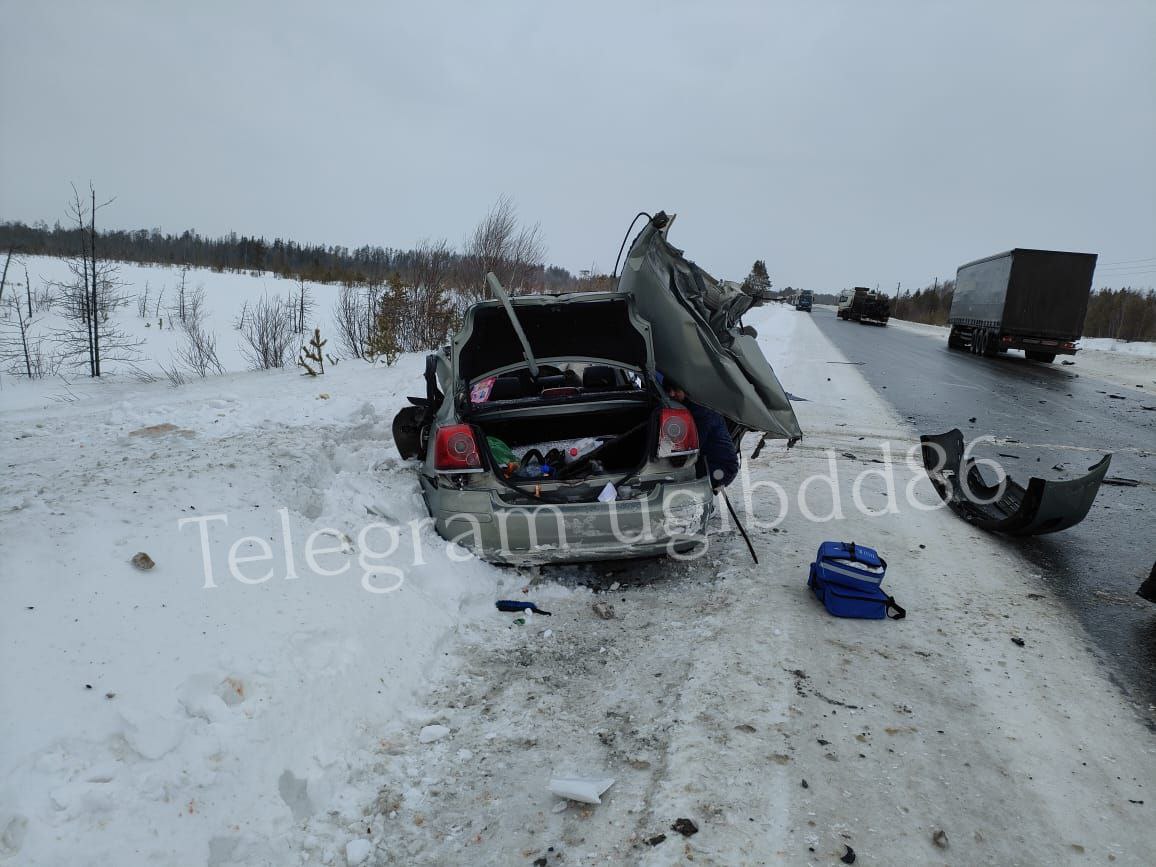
<box><xmin>1083</xmin><ymin>288</ymin><xmax>1156</xmax><ymax>341</ymax></box>
<box><xmin>0</xmin><ymin>215</ymin><xmax>579</xmax><ymax>293</ymax></box>
<box><xmin>892</xmin><ymin>279</ymin><xmax>1155</xmax><ymax>340</ymax></box>
<box><xmin>891</xmin><ymin>280</ymin><xmax>955</xmax><ymax>325</ymax></box>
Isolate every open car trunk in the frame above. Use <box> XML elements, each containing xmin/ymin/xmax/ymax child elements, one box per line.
<box><xmin>469</xmin><ymin>391</ymin><xmax>657</xmax><ymax>485</ymax></box>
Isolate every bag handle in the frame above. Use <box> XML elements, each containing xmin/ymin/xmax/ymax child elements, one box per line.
<box><xmin>886</xmin><ymin>596</ymin><xmax>906</xmax><ymax>619</ymax></box>
<box><xmin>842</xmin><ymin>541</ymin><xmax>886</xmax><ymax>571</ymax></box>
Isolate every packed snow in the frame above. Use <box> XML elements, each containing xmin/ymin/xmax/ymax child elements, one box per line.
<box><xmin>1</xmin><ymin>264</ymin><xmax>1153</xmax><ymax>865</ymax></box>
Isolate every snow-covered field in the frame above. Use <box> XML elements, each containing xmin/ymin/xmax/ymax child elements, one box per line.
<box><xmin>1</xmin><ymin>265</ymin><xmax>1154</xmax><ymax>865</ymax></box>
<box><xmin>1</xmin><ymin>256</ymin><xmax>350</xmax><ymax>398</ymax></box>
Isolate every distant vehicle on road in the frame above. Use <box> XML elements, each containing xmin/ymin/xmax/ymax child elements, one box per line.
<box><xmin>795</xmin><ymin>290</ymin><xmax>813</xmax><ymax>312</ymax></box>
<box><xmin>837</xmin><ymin>287</ymin><xmax>890</xmax><ymax>325</ymax></box>
<box><xmin>947</xmin><ymin>248</ymin><xmax>1097</xmax><ymax>363</ymax></box>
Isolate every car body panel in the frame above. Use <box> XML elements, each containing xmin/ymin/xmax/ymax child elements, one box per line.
<box><xmin>617</xmin><ymin>215</ymin><xmax>803</xmax><ymax>443</ymax></box>
<box><xmin>421</xmin><ymin>473</ymin><xmax>712</xmax><ymax>564</ymax></box>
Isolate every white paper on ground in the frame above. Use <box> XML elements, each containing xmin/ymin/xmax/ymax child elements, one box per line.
<box><xmin>548</xmin><ymin>776</ymin><xmax>615</xmax><ymax>804</ymax></box>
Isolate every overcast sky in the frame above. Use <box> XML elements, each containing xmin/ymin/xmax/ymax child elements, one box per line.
<box><xmin>2</xmin><ymin>1</ymin><xmax>1154</xmax><ymax>290</ymax></box>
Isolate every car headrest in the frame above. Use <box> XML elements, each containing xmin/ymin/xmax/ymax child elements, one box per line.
<box><xmin>488</xmin><ymin>376</ymin><xmax>526</xmax><ymax>401</ymax></box>
<box><xmin>583</xmin><ymin>365</ymin><xmax>617</xmax><ymax>389</ymax></box>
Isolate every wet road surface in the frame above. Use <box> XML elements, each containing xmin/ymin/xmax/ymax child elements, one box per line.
<box><xmin>811</xmin><ymin>309</ymin><xmax>1156</xmax><ymax>717</ymax></box>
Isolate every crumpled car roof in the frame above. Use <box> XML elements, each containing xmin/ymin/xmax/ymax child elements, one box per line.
<box><xmin>617</xmin><ymin>213</ymin><xmax>803</xmax><ymax>441</ymax></box>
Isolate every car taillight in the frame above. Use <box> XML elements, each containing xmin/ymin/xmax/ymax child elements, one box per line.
<box><xmin>658</xmin><ymin>408</ymin><xmax>699</xmax><ymax>457</ymax></box>
<box><xmin>433</xmin><ymin>424</ymin><xmax>483</xmax><ymax>473</ymax></box>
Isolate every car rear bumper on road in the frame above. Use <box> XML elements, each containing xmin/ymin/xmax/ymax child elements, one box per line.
<box><xmin>421</xmin><ymin>475</ymin><xmax>715</xmax><ymax>565</ymax></box>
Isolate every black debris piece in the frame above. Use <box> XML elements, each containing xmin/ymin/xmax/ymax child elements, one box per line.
<box><xmin>1102</xmin><ymin>477</ymin><xmax>1140</xmax><ymax>487</ymax></box>
<box><xmin>646</xmin><ymin>834</ymin><xmax>667</xmax><ymax>846</ymax></box>
<box><xmin>920</xmin><ymin>428</ymin><xmax>1110</xmax><ymax>536</ymax></box>
<box><xmin>671</xmin><ymin>818</ymin><xmax>698</xmax><ymax>837</ymax></box>
<box><xmin>801</xmin><ymin>779</ymin><xmax>809</xmax><ymax>788</ymax></box>
<box><xmin>1011</xmin><ymin>636</ymin><xmax>1025</xmax><ymax>647</ymax></box>
<box><xmin>841</xmin><ymin>844</ymin><xmax>857</xmax><ymax>863</ymax></box>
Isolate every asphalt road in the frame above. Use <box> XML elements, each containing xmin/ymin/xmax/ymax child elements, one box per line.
<box><xmin>811</xmin><ymin>308</ymin><xmax>1156</xmax><ymax>716</ymax></box>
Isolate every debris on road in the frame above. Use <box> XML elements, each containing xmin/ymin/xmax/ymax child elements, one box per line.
<box><xmin>671</xmin><ymin>818</ymin><xmax>698</xmax><ymax>837</ymax></box>
<box><xmin>920</xmin><ymin>428</ymin><xmax>1110</xmax><ymax>535</ymax></box>
<box><xmin>1102</xmin><ymin>477</ymin><xmax>1140</xmax><ymax>487</ymax></box>
<box><xmin>130</xmin><ymin>552</ymin><xmax>155</xmax><ymax>571</ymax></box>
<box><xmin>496</xmin><ymin>600</ymin><xmax>552</xmax><ymax>616</ymax></box>
<box><xmin>591</xmin><ymin>600</ymin><xmax>616</xmax><ymax>620</ymax></box>
<box><xmin>548</xmin><ymin>776</ymin><xmax>614</xmax><ymax>805</ymax></box>
<box><xmin>841</xmin><ymin>843</ymin><xmax>857</xmax><ymax>863</ymax></box>
<box><xmin>932</xmin><ymin>829</ymin><xmax>949</xmax><ymax>848</ymax></box>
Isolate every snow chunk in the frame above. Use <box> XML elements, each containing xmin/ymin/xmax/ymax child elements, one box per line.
<box><xmin>345</xmin><ymin>838</ymin><xmax>372</xmax><ymax>864</ymax></box>
<box><xmin>418</xmin><ymin>724</ymin><xmax>450</xmax><ymax>744</ymax></box>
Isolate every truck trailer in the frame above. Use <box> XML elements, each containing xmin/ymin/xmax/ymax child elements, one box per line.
<box><xmin>947</xmin><ymin>248</ymin><xmax>1096</xmax><ymax>363</ymax></box>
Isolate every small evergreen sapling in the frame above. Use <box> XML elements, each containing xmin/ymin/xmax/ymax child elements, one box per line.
<box><xmin>298</xmin><ymin>327</ymin><xmax>326</xmax><ymax>376</ymax></box>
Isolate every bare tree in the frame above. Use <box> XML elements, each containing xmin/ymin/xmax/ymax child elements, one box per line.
<box><xmin>239</xmin><ymin>294</ymin><xmax>294</xmax><ymax>369</ymax></box>
<box><xmin>176</xmin><ymin>318</ymin><xmax>224</xmax><ymax>377</ymax></box>
<box><xmin>173</xmin><ymin>286</ymin><xmax>223</xmax><ymax>377</ymax></box>
<box><xmin>291</xmin><ymin>278</ymin><xmax>315</xmax><ymax>333</ymax></box>
<box><xmin>174</xmin><ymin>268</ymin><xmax>190</xmax><ymax>326</ymax></box>
<box><xmin>23</xmin><ymin>263</ymin><xmax>33</xmax><ymax>318</ymax></box>
<box><xmin>0</xmin><ymin>249</ymin><xmax>14</xmax><ymax>309</ymax></box>
<box><xmin>50</xmin><ymin>184</ymin><xmax>140</xmax><ymax>375</ymax></box>
<box><xmin>408</xmin><ymin>239</ymin><xmax>460</xmax><ymax>349</ymax></box>
<box><xmin>136</xmin><ymin>282</ymin><xmax>151</xmax><ymax>318</ymax></box>
<box><xmin>464</xmin><ymin>196</ymin><xmax>546</xmax><ymax>299</ymax></box>
<box><xmin>0</xmin><ymin>297</ymin><xmax>37</xmax><ymax>378</ymax></box>
<box><xmin>333</xmin><ymin>284</ymin><xmax>367</xmax><ymax>358</ymax></box>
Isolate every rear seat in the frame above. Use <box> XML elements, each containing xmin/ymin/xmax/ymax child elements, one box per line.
<box><xmin>582</xmin><ymin>365</ymin><xmax>617</xmax><ymax>390</ymax></box>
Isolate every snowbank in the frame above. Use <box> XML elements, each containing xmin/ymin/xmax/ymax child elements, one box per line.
<box><xmin>1079</xmin><ymin>337</ymin><xmax>1156</xmax><ymax>357</ymax></box>
<box><xmin>0</xmin><ymin>336</ymin><xmax>499</xmax><ymax>864</ymax></box>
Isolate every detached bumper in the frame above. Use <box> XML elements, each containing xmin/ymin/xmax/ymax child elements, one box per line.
<box><xmin>422</xmin><ymin>476</ymin><xmax>715</xmax><ymax>564</ymax></box>
<box><xmin>919</xmin><ymin>428</ymin><xmax>1110</xmax><ymax>536</ymax></box>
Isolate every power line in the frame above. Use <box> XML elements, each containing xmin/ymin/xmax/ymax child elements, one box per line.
<box><xmin>1095</xmin><ymin>265</ymin><xmax>1156</xmax><ymax>274</ymax></box>
<box><xmin>1097</xmin><ymin>255</ymin><xmax>1156</xmax><ymax>267</ymax></box>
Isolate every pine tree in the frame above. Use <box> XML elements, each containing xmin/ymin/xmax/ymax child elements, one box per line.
<box><xmin>741</xmin><ymin>260</ymin><xmax>771</xmax><ymax>296</ymax></box>
<box><xmin>298</xmin><ymin>327</ymin><xmax>327</xmax><ymax>376</ymax></box>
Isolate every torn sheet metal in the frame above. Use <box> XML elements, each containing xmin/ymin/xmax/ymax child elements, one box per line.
<box><xmin>617</xmin><ymin>213</ymin><xmax>803</xmax><ymax>443</ymax></box>
<box><xmin>919</xmin><ymin>428</ymin><xmax>1110</xmax><ymax>535</ymax></box>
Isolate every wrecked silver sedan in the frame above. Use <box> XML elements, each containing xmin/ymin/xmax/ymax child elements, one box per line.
<box><xmin>392</xmin><ymin>212</ymin><xmax>802</xmax><ymax>564</ymax></box>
